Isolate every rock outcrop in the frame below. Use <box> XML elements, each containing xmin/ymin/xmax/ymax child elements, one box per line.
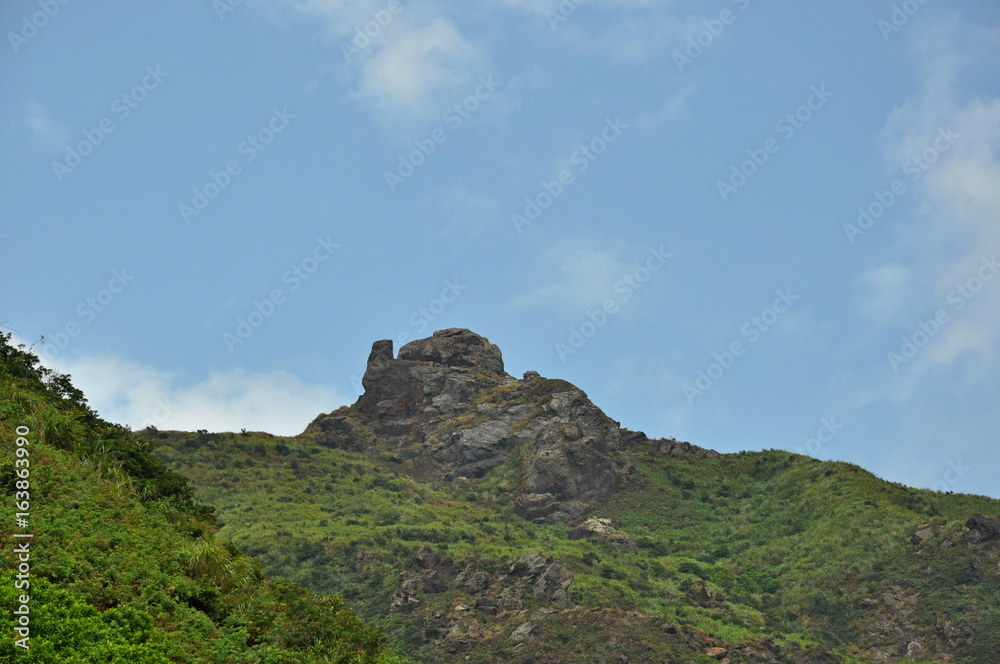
<box><xmin>966</xmin><ymin>513</ymin><xmax>1000</xmax><ymax>584</ymax></box>
<box><xmin>687</xmin><ymin>580</ymin><xmax>728</xmax><ymax>609</ymax></box>
<box><xmin>966</xmin><ymin>513</ymin><xmax>1000</xmax><ymax>545</ymax></box>
<box><xmin>304</xmin><ymin>328</ymin><xmax>636</xmax><ymax>522</ymax></box>
<box><xmin>568</xmin><ymin>517</ymin><xmax>638</xmax><ymax>553</ymax></box>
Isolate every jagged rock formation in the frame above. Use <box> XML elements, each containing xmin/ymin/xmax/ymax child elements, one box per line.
<box><xmin>304</xmin><ymin>328</ymin><xmax>720</xmax><ymax>522</ymax></box>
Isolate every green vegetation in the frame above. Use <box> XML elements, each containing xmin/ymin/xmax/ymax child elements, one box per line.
<box><xmin>149</xmin><ymin>421</ymin><xmax>999</xmax><ymax>662</ymax></box>
<box><xmin>0</xmin><ymin>332</ymin><xmax>402</xmax><ymax>663</ymax></box>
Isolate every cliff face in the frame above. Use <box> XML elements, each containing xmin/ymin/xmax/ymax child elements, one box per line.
<box><xmin>304</xmin><ymin>328</ymin><xmax>711</xmax><ymax>521</ymax></box>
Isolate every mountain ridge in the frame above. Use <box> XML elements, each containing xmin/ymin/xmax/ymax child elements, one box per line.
<box><xmin>145</xmin><ymin>328</ymin><xmax>999</xmax><ymax>663</ymax></box>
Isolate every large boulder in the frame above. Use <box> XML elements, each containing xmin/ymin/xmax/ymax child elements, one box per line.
<box><xmin>397</xmin><ymin>327</ymin><xmax>505</xmax><ymax>375</ymax></box>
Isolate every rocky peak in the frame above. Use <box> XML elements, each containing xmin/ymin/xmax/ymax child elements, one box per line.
<box><xmin>397</xmin><ymin>327</ymin><xmax>506</xmax><ymax>375</ymax></box>
<box><xmin>355</xmin><ymin>329</ymin><xmax>512</xmax><ymax>428</ymax></box>
<box><xmin>304</xmin><ymin>329</ymin><xmax>713</xmax><ymax>523</ymax></box>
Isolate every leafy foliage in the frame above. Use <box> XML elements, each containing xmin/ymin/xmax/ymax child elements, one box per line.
<box><xmin>0</xmin><ymin>332</ymin><xmax>402</xmax><ymax>663</ymax></box>
<box><xmin>148</xmin><ymin>418</ymin><xmax>1000</xmax><ymax>663</ymax></box>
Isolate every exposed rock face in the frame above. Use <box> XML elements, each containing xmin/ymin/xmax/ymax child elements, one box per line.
<box><xmin>389</xmin><ymin>547</ymin><xmax>574</xmax><ymax>648</ymax></box>
<box><xmin>686</xmin><ymin>580</ymin><xmax>727</xmax><ymax>609</ymax></box>
<box><xmin>568</xmin><ymin>518</ymin><xmax>638</xmax><ymax>553</ymax></box>
<box><xmin>397</xmin><ymin>327</ymin><xmax>505</xmax><ymax>375</ymax></box>
<box><xmin>355</xmin><ymin>329</ymin><xmax>510</xmax><ymax>434</ymax></box>
<box><xmin>389</xmin><ymin>547</ymin><xmax>457</xmax><ymax>613</ymax></box>
<box><xmin>856</xmin><ymin>585</ymin><xmax>931</xmax><ymax>662</ymax></box>
<box><xmin>305</xmin><ymin>328</ymin><xmax>636</xmax><ymax>522</ymax></box>
<box><xmin>623</xmin><ymin>428</ymin><xmax>721</xmax><ymax>458</ymax></box>
<box><xmin>966</xmin><ymin>513</ymin><xmax>1000</xmax><ymax>545</ymax></box>
<box><xmin>965</xmin><ymin>513</ymin><xmax>1000</xmax><ymax>584</ymax></box>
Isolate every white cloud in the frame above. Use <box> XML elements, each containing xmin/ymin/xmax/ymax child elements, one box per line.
<box><xmin>837</xmin><ymin>18</ymin><xmax>1000</xmax><ymax>499</ymax></box>
<box><xmin>36</xmin><ymin>351</ymin><xmax>348</xmax><ymax>435</ymax></box>
<box><xmin>856</xmin><ymin>263</ymin><xmax>913</xmax><ymax>325</ymax></box>
<box><xmin>270</xmin><ymin>0</ymin><xmax>692</xmax><ymax>133</ymax></box>
<box><xmin>510</xmin><ymin>237</ymin><xmax>631</xmax><ymax>311</ymax></box>
<box><xmin>272</xmin><ymin>1</ymin><xmax>489</xmax><ymax>133</ymax></box>
<box><xmin>874</xmin><ymin>19</ymin><xmax>1000</xmax><ymax>394</ymax></box>
<box><xmin>352</xmin><ymin>17</ymin><xmax>486</xmax><ymax>127</ymax></box>
<box><xmin>23</xmin><ymin>100</ymin><xmax>70</xmax><ymax>152</ymax></box>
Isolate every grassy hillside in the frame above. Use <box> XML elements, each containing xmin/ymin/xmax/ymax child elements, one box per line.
<box><xmin>148</xmin><ymin>421</ymin><xmax>1000</xmax><ymax>663</ymax></box>
<box><xmin>0</xmin><ymin>333</ymin><xmax>403</xmax><ymax>664</ymax></box>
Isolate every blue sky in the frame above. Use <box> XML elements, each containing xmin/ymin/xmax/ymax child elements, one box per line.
<box><xmin>3</xmin><ymin>0</ymin><xmax>999</xmax><ymax>498</ymax></box>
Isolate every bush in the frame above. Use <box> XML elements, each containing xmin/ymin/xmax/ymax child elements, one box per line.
<box><xmin>635</xmin><ymin>536</ymin><xmax>670</xmax><ymax>557</ymax></box>
<box><xmin>599</xmin><ymin>564</ymin><xmax>626</xmax><ymax>580</ymax></box>
<box><xmin>678</xmin><ymin>561</ymin><xmax>703</xmax><ymax>577</ymax></box>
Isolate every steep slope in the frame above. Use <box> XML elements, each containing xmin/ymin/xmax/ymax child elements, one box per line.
<box><xmin>148</xmin><ymin>329</ymin><xmax>1000</xmax><ymax>664</ymax></box>
<box><xmin>0</xmin><ymin>332</ymin><xmax>402</xmax><ymax>663</ymax></box>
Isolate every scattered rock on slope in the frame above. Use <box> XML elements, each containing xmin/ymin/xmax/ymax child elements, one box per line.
<box><xmin>568</xmin><ymin>517</ymin><xmax>639</xmax><ymax>552</ymax></box>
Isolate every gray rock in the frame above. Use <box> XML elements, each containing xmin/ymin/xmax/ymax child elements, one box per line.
<box><xmin>473</xmin><ymin>597</ymin><xmax>501</xmax><ymax>617</ymax></box>
<box><xmin>534</xmin><ymin>562</ymin><xmax>573</xmax><ymax>607</ymax></box>
<box><xmin>966</xmin><ymin>513</ymin><xmax>1000</xmax><ymax>545</ymax></box>
<box><xmin>510</xmin><ymin>552</ymin><xmax>552</xmax><ymax>577</ymax></box>
<box><xmin>650</xmin><ymin>436</ymin><xmax>721</xmax><ymax>458</ymax></box>
<box><xmin>511</xmin><ymin>621</ymin><xmax>538</xmax><ymax>643</ymax></box>
<box><xmin>398</xmin><ymin>328</ymin><xmax>505</xmax><ymax>376</ymax></box>
<box><xmin>568</xmin><ymin>518</ymin><xmax>639</xmax><ymax>553</ymax></box>
<box><xmin>910</xmin><ymin>525</ymin><xmax>935</xmax><ymax>544</ymax></box>
<box><xmin>463</xmin><ymin>571</ymin><xmax>490</xmax><ymax>595</ymax></box>
<box><xmin>687</xmin><ymin>580</ymin><xmax>727</xmax><ymax>609</ymax></box>
<box><xmin>304</xmin><ymin>329</ymin><xmax>649</xmax><ymax>523</ymax></box>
